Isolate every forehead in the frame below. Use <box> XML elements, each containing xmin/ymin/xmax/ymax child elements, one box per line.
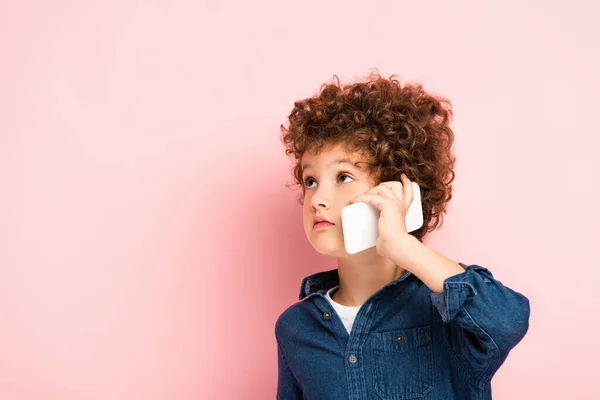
<box><xmin>301</xmin><ymin>143</ymin><xmax>366</xmax><ymax>170</ymax></box>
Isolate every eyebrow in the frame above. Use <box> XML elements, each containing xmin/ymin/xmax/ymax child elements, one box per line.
<box><xmin>301</xmin><ymin>158</ymin><xmax>355</xmax><ymax>171</ymax></box>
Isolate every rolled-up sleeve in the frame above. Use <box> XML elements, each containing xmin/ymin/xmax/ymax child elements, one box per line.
<box><xmin>429</xmin><ymin>263</ymin><xmax>530</xmax><ymax>382</ymax></box>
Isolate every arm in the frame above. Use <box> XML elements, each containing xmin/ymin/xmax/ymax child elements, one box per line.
<box><xmin>390</xmin><ymin>235</ymin><xmax>531</xmax><ymax>382</ymax></box>
<box><xmin>276</xmin><ymin>338</ymin><xmax>303</xmax><ymax>399</ymax></box>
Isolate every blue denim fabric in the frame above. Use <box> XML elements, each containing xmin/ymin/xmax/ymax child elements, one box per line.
<box><xmin>275</xmin><ymin>263</ymin><xmax>530</xmax><ymax>399</ymax></box>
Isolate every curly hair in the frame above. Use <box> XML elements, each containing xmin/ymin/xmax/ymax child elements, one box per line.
<box><xmin>280</xmin><ymin>69</ymin><xmax>457</xmax><ymax>242</ymax></box>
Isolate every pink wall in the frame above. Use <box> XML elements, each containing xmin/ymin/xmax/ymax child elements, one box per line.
<box><xmin>1</xmin><ymin>1</ymin><xmax>598</xmax><ymax>398</ymax></box>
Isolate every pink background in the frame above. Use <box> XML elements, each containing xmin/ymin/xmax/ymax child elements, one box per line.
<box><xmin>1</xmin><ymin>1</ymin><xmax>598</xmax><ymax>399</ymax></box>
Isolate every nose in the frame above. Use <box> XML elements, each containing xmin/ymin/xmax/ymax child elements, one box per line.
<box><xmin>312</xmin><ymin>201</ymin><xmax>328</xmax><ymax>211</ymax></box>
<box><xmin>310</xmin><ymin>187</ymin><xmax>331</xmax><ymax>211</ymax></box>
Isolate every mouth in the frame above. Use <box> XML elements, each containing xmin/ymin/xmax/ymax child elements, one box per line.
<box><xmin>313</xmin><ymin>221</ymin><xmax>335</xmax><ymax>229</ymax></box>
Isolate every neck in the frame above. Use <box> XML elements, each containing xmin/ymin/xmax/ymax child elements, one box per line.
<box><xmin>332</xmin><ymin>248</ymin><xmax>405</xmax><ymax>307</ymax></box>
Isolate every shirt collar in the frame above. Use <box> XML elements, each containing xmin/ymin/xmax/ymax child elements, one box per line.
<box><xmin>299</xmin><ymin>268</ymin><xmax>413</xmax><ymax>300</ymax></box>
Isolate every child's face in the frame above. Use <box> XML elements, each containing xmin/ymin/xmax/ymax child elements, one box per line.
<box><xmin>301</xmin><ymin>143</ymin><xmax>378</xmax><ymax>257</ymax></box>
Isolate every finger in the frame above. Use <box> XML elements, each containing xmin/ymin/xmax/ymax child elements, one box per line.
<box><xmin>358</xmin><ymin>184</ymin><xmax>395</xmax><ymax>200</ymax></box>
<box><xmin>350</xmin><ymin>193</ymin><xmax>391</xmax><ymax>211</ymax></box>
<box><xmin>357</xmin><ymin>181</ymin><xmax>403</xmax><ymax>204</ymax></box>
<box><xmin>378</xmin><ymin>181</ymin><xmax>404</xmax><ymax>203</ymax></box>
<box><xmin>399</xmin><ymin>174</ymin><xmax>414</xmax><ymax>206</ymax></box>
<box><xmin>376</xmin><ymin>183</ymin><xmax>401</xmax><ymax>202</ymax></box>
<box><xmin>360</xmin><ymin>184</ymin><xmax>399</xmax><ymax>203</ymax></box>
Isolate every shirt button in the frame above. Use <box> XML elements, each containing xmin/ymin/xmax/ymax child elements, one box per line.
<box><xmin>323</xmin><ymin>311</ymin><xmax>331</xmax><ymax>320</ymax></box>
<box><xmin>395</xmin><ymin>333</ymin><xmax>404</xmax><ymax>343</ymax></box>
<box><xmin>349</xmin><ymin>354</ymin><xmax>358</xmax><ymax>364</ymax></box>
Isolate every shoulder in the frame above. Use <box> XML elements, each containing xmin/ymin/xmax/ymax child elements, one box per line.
<box><xmin>275</xmin><ymin>298</ymin><xmax>314</xmax><ymax>341</ymax></box>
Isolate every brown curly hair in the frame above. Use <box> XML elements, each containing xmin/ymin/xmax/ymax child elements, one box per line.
<box><xmin>280</xmin><ymin>69</ymin><xmax>457</xmax><ymax>242</ymax></box>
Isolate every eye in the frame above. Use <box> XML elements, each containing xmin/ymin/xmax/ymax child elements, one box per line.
<box><xmin>303</xmin><ymin>172</ymin><xmax>354</xmax><ymax>189</ymax></box>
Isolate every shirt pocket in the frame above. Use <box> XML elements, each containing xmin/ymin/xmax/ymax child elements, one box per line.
<box><xmin>370</xmin><ymin>325</ymin><xmax>434</xmax><ymax>400</ymax></box>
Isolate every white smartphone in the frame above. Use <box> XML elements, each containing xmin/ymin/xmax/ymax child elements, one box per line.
<box><xmin>341</xmin><ymin>181</ymin><xmax>424</xmax><ymax>255</ymax></box>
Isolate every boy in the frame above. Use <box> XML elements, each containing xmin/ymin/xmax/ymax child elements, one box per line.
<box><xmin>275</xmin><ymin>71</ymin><xmax>530</xmax><ymax>399</ymax></box>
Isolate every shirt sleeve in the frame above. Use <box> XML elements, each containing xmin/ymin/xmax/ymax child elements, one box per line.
<box><xmin>429</xmin><ymin>263</ymin><xmax>530</xmax><ymax>383</ymax></box>
<box><xmin>276</xmin><ymin>338</ymin><xmax>303</xmax><ymax>399</ymax></box>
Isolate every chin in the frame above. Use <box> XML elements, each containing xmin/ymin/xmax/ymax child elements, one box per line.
<box><xmin>311</xmin><ymin>241</ymin><xmax>345</xmax><ymax>257</ymax></box>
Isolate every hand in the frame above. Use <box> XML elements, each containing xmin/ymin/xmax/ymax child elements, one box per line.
<box><xmin>349</xmin><ymin>173</ymin><xmax>414</xmax><ymax>259</ymax></box>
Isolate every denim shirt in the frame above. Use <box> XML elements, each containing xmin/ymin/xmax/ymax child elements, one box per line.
<box><xmin>275</xmin><ymin>263</ymin><xmax>530</xmax><ymax>400</ymax></box>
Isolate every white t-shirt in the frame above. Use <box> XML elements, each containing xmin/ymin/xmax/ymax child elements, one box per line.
<box><xmin>324</xmin><ymin>286</ymin><xmax>361</xmax><ymax>335</ymax></box>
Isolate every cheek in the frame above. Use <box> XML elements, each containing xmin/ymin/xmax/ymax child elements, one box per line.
<box><xmin>302</xmin><ymin>212</ymin><xmax>312</xmax><ymax>231</ymax></box>
<box><xmin>302</xmin><ymin>217</ymin><xmax>311</xmax><ymax>231</ymax></box>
